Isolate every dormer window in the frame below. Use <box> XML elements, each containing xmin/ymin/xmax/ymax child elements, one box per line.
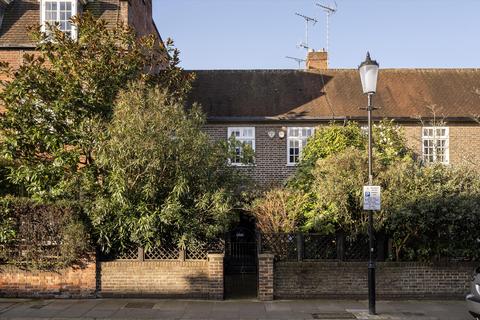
<box><xmin>40</xmin><ymin>0</ymin><xmax>78</xmax><ymax>39</ymax></box>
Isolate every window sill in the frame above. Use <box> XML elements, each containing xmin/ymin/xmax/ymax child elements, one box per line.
<box><xmin>286</xmin><ymin>163</ymin><xmax>298</xmax><ymax>167</ymax></box>
<box><xmin>229</xmin><ymin>163</ymin><xmax>256</xmax><ymax>167</ymax></box>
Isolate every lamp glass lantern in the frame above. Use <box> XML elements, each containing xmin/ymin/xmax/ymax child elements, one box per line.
<box><xmin>359</xmin><ymin>52</ymin><xmax>379</xmax><ymax>95</ymax></box>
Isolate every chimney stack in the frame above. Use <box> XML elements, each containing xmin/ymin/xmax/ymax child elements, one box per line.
<box><xmin>306</xmin><ymin>49</ymin><xmax>328</xmax><ymax>70</ymax></box>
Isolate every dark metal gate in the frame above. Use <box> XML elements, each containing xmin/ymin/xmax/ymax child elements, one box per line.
<box><xmin>224</xmin><ymin>226</ymin><xmax>258</xmax><ymax>299</ymax></box>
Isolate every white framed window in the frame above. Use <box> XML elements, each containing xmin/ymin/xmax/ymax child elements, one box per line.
<box><xmin>40</xmin><ymin>0</ymin><xmax>78</xmax><ymax>39</ymax></box>
<box><xmin>227</xmin><ymin>127</ymin><xmax>255</xmax><ymax>165</ymax></box>
<box><xmin>287</xmin><ymin>127</ymin><xmax>314</xmax><ymax>165</ymax></box>
<box><xmin>422</xmin><ymin>127</ymin><xmax>449</xmax><ymax>164</ymax></box>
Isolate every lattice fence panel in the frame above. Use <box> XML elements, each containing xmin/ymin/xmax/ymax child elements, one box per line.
<box><xmin>304</xmin><ymin>234</ymin><xmax>337</xmax><ymax>260</ymax></box>
<box><xmin>115</xmin><ymin>247</ymin><xmax>139</xmax><ymax>260</ymax></box>
<box><xmin>261</xmin><ymin>233</ymin><xmax>297</xmax><ymax>261</ymax></box>
<box><xmin>185</xmin><ymin>239</ymin><xmax>225</xmax><ymax>260</ymax></box>
<box><xmin>344</xmin><ymin>234</ymin><xmax>371</xmax><ymax>261</ymax></box>
<box><xmin>186</xmin><ymin>247</ymin><xmax>207</xmax><ymax>260</ymax></box>
<box><xmin>145</xmin><ymin>246</ymin><xmax>179</xmax><ymax>260</ymax></box>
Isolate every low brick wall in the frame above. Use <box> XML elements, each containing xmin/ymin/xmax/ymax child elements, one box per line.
<box><xmin>99</xmin><ymin>254</ymin><xmax>224</xmax><ymax>299</ymax></box>
<box><xmin>272</xmin><ymin>261</ymin><xmax>475</xmax><ymax>299</ymax></box>
<box><xmin>0</xmin><ymin>258</ymin><xmax>96</xmax><ymax>298</ymax></box>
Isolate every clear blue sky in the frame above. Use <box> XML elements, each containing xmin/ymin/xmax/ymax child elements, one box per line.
<box><xmin>153</xmin><ymin>0</ymin><xmax>480</xmax><ymax>70</ymax></box>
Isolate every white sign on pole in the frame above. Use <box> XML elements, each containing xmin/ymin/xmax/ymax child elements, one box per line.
<box><xmin>363</xmin><ymin>185</ymin><xmax>381</xmax><ymax>211</ymax></box>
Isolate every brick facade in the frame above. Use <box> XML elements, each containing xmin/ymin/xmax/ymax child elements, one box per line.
<box><xmin>0</xmin><ymin>257</ymin><xmax>96</xmax><ymax>298</ymax></box>
<box><xmin>272</xmin><ymin>261</ymin><xmax>475</xmax><ymax>300</ymax></box>
<box><xmin>98</xmin><ymin>254</ymin><xmax>224</xmax><ymax>299</ymax></box>
<box><xmin>206</xmin><ymin>122</ymin><xmax>480</xmax><ymax>187</ymax></box>
<box><xmin>0</xmin><ymin>0</ymin><xmax>161</xmax><ymax>83</ymax></box>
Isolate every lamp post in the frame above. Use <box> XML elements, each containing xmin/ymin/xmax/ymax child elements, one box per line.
<box><xmin>359</xmin><ymin>52</ymin><xmax>379</xmax><ymax>315</ymax></box>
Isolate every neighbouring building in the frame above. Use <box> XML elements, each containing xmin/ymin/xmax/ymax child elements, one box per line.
<box><xmin>0</xmin><ymin>0</ymin><xmax>161</xmax><ymax>80</ymax></box>
<box><xmin>188</xmin><ymin>51</ymin><xmax>480</xmax><ymax>187</ymax></box>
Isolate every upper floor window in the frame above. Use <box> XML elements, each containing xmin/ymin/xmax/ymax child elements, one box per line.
<box><xmin>227</xmin><ymin>127</ymin><xmax>255</xmax><ymax>165</ymax></box>
<box><xmin>422</xmin><ymin>127</ymin><xmax>449</xmax><ymax>164</ymax></box>
<box><xmin>41</xmin><ymin>0</ymin><xmax>78</xmax><ymax>39</ymax></box>
<box><xmin>287</xmin><ymin>127</ymin><xmax>314</xmax><ymax>165</ymax></box>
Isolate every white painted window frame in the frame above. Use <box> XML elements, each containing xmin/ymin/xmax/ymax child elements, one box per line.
<box><xmin>287</xmin><ymin>127</ymin><xmax>315</xmax><ymax>165</ymax></box>
<box><xmin>40</xmin><ymin>0</ymin><xmax>78</xmax><ymax>40</ymax></box>
<box><xmin>422</xmin><ymin>126</ymin><xmax>449</xmax><ymax>164</ymax></box>
<box><xmin>227</xmin><ymin>127</ymin><xmax>255</xmax><ymax>166</ymax></box>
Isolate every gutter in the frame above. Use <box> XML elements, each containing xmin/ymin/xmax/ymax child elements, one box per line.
<box><xmin>0</xmin><ymin>44</ymin><xmax>36</xmax><ymax>49</ymax></box>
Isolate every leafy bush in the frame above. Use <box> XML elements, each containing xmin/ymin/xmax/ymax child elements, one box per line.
<box><xmin>382</xmin><ymin>160</ymin><xmax>480</xmax><ymax>261</ymax></box>
<box><xmin>89</xmin><ymin>82</ymin><xmax>244</xmax><ymax>252</ymax></box>
<box><xmin>0</xmin><ymin>196</ymin><xmax>91</xmax><ymax>269</ymax></box>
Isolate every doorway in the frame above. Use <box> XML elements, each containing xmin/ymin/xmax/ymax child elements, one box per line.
<box><xmin>224</xmin><ymin>214</ymin><xmax>257</xmax><ymax>299</ymax></box>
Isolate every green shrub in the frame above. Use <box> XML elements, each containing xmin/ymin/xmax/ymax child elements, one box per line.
<box><xmin>382</xmin><ymin>160</ymin><xmax>480</xmax><ymax>261</ymax></box>
<box><xmin>0</xmin><ymin>196</ymin><xmax>91</xmax><ymax>269</ymax></box>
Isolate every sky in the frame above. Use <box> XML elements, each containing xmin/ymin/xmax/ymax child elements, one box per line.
<box><xmin>153</xmin><ymin>0</ymin><xmax>480</xmax><ymax>70</ymax></box>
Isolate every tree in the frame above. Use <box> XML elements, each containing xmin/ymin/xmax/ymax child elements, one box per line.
<box><xmin>89</xmin><ymin>82</ymin><xmax>243</xmax><ymax>252</ymax></box>
<box><xmin>0</xmin><ymin>13</ymin><xmax>193</xmax><ymax>200</ymax></box>
<box><xmin>290</xmin><ymin>120</ymin><xmax>411</xmax><ymax>190</ymax></box>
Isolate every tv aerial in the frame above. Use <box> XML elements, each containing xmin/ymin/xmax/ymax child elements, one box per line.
<box><xmin>285</xmin><ymin>56</ymin><xmax>306</xmax><ymax>69</ymax></box>
<box><xmin>315</xmin><ymin>1</ymin><xmax>337</xmax><ymax>52</ymax></box>
<box><xmin>295</xmin><ymin>12</ymin><xmax>318</xmax><ymax>51</ymax></box>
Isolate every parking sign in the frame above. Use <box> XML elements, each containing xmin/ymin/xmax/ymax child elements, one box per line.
<box><xmin>363</xmin><ymin>185</ymin><xmax>381</xmax><ymax>211</ymax></box>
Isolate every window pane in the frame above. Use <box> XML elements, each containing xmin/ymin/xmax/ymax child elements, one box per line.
<box><xmin>289</xmin><ymin>128</ymin><xmax>299</xmax><ymax>137</ymax></box>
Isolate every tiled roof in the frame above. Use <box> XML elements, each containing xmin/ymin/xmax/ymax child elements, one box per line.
<box><xmin>0</xmin><ymin>0</ymin><xmax>124</xmax><ymax>48</ymax></box>
<box><xmin>188</xmin><ymin>69</ymin><xmax>480</xmax><ymax>122</ymax></box>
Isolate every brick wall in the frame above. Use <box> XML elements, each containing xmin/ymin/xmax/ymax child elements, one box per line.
<box><xmin>273</xmin><ymin>261</ymin><xmax>475</xmax><ymax>299</ymax></box>
<box><xmin>205</xmin><ymin>122</ymin><xmax>480</xmax><ymax>187</ymax></box>
<box><xmin>99</xmin><ymin>254</ymin><xmax>224</xmax><ymax>299</ymax></box>
<box><xmin>0</xmin><ymin>49</ymin><xmax>31</xmax><ymax>83</ymax></box>
<box><xmin>0</xmin><ymin>258</ymin><xmax>96</xmax><ymax>298</ymax></box>
<box><xmin>126</xmin><ymin>0</ymin><xmax>158</xmax><ymax>38</ymax></box>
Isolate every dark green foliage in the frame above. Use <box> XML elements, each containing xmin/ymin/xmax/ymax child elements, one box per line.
<box><xmin>0</xmin><ymin>13</ymin><xmax>185</xmax><ymax>200</ymax></box>
<box><xmin>382</xmin><ymin>160</ymin><xmax>480</xmax><ymax>261</ymax></box>
<box><xmin>89</xmin><ymin>82</ymin><xmax>244</xmax><ymax>252</ymax></box>
<box><xmin>0</xmin><ymin>196</ymin><xmax>91</xmax><ymax>269</ymax></box>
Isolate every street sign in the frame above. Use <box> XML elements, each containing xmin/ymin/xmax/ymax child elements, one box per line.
<box><xmin>363</xmin><ymin>185</ymin><xmax>381</xmax><ymax>211</ymax></box>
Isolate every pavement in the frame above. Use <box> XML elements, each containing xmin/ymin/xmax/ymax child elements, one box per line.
<box><xmin>0</xmin><ymin>298</ymin><xmax>473</xmax><ymax>320</ymax></box>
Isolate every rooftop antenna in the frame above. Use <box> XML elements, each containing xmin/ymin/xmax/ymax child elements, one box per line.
<box><xmin>315</xmin><ymin>1</ymin><xmax>337</xmax><ymax>52</ymax></box>
<box><xmin>285</xmin><ymin>56</ymin><xmax>306</xmax><ymax>69</ymax></box>
<box><xmin>295</xmin><ymin>12</ymin><xmax>318</xmax><ymax>51</ymax></box>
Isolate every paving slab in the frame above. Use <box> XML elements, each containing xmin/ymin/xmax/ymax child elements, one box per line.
<box><xmin>0</xmin><ymin>298</ymin><xmax>472</xmax><ymax>320</ymax></box>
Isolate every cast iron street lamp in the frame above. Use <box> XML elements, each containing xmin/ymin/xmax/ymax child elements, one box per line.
<box><xmin>359</xmin><ymin>52</ymin><xmax>379</xmax><ymax>315</ymax></box>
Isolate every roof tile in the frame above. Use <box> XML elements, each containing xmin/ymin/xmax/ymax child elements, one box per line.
<box><xmin>188</xmin><ymin>69</ymin><xmax>480</xmax><ymax>122</ymax></box>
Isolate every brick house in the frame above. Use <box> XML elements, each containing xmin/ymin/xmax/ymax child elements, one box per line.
<box><xmin>1</xmin><ymin>2</ymin><xmax>479</xmax><ymax>189</ymax></box>
<box><xmin>0</xmin><ymin>0</ymin><xmax>161</xmax><ymax>79</ymax></box>
<box><xmin>189</xmin><ymin>52</ymin><xmax>480</xmax><ymax>187</ymax></box>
